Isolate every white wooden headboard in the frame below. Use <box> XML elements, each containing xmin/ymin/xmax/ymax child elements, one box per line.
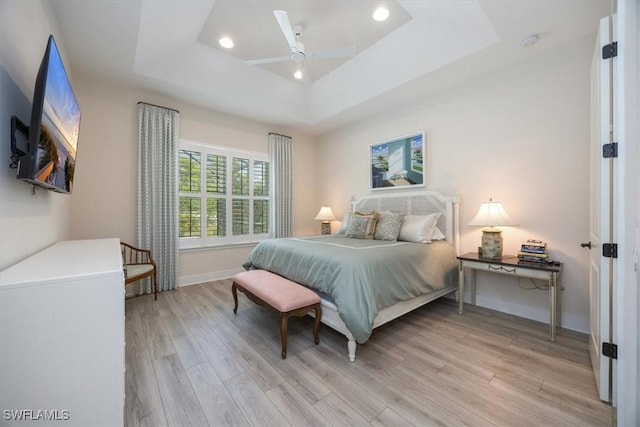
<box><xmin>352</xmin><ymin>190</ymin><xmax>460</xmax><ymax>254</ymax></box>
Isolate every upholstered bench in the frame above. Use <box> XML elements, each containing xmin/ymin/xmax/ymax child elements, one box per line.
<box><xmin>231</xmin><ymin>270</ymin><xmax>321</xmax><ymax>359</ymax></box>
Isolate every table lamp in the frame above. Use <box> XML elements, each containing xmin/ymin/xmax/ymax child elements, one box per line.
<box><xmin>314</xmin><ymin>205</ymin><xmax>336</xmax><ymax>235</ymax></box>
<box><xmin>468</xmin><ymin>199</ymin><xmax>517</xmax><ymax>259</ymax></box>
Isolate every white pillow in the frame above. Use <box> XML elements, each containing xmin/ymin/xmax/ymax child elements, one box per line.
<box><xmin>430</xmin><ymin>226</ymin><xmax>446</xmax><ymax>241</ymax></box>
<box><xmin>398</xmin><ymin>213</ymin><xmax>441</xmax><ymax>243</ymax></box>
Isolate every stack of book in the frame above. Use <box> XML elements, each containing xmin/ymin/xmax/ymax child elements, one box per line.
<box><xmin>517</xmin><ymin>240</ymin><xmax>549</xmax><ymax>263</ymax></box>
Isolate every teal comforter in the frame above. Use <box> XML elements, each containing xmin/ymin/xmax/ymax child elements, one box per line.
<box><xmin>243</xmin><ymin>236</ymin><xmax>458</xmax><ymax>343</ymax></box>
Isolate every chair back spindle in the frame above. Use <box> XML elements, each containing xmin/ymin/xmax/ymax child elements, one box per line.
<box><xmin>120</xmin><ymin>242</ymin><xmax>157</xmax><ymax>300</ymax></box>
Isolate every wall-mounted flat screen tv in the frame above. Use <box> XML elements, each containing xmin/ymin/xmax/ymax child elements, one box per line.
<box><xmin>17</xmin><ymin>35</ymin><xmax>81</xmax><ymax>194</ymax></box>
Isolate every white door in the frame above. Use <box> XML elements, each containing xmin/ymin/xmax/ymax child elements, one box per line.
<box><xmin>588</xmin><ymin>15</ymin><xmax>614</xmax><ymax>403</ymax></box>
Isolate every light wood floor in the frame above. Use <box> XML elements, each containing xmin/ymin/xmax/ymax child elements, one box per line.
<box><xmin>125</xmin><ymin>280</ymin><xmax>612</xmax><ymax>426</ymax></box>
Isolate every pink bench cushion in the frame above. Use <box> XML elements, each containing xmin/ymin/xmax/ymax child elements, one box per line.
<box><xmin>233</xmin><ymin>270</ymin><xmax>320</xmax><ymax>312</ymax></box>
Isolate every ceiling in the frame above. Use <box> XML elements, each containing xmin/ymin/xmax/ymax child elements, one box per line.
<box><xmin>50</xmin><ymin>0</ymin><xmax>609</xmax><ymax>136</ymax></box>
<box><xmin>198</xmin><ymin>1</ymin><xmax>411</xmax><ymax>83</ymax></box>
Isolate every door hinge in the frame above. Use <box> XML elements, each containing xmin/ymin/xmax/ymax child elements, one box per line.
<box><xmin>603</xmin><ymin>143</ymin><xmax>618</xmax><ymax>158</ymax></box>
<box><xmin>603</xmin><ymin>243</ymin><xmax>618</xmax><ymax>258</ymax></box>
<box><xmin>602</xmin><ymin>42</ymin><xmax>618</xmax><ymax>59</ymax></box>
<box><xmin>602</xmin><ymin>342</ymin><xmax>618</xmax><ymax>359</ymax></box>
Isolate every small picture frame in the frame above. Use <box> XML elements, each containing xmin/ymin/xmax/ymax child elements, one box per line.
<box><xmin>370</xmin><ymin>131</ymin><xmax>425</xmax><ymax>190</ymax></box>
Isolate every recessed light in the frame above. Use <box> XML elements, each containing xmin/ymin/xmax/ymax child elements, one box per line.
<box><xmin>373</xmin><ymin>7</ymin><xmax>389</xmax><ymax>22</ymax></box>
<box><xmin>219</xmin><ymin>36</ymin><xmax>234</xmax><ymax>49</ymax></box>
<box><xmin>293</xmin><ymin>70</ymin><xmax>303</xmax><ymax>80</ymax></box>
<box><xmin>521</xmin><ymin>34</ymin><xmax>539</xmax><ymax>47</ymax></box>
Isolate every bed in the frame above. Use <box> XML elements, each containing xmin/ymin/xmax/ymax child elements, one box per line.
<box><xmin>243</xmin><ymin>190</ymin><xmax>460</xmax><ymax>361</ymax></box>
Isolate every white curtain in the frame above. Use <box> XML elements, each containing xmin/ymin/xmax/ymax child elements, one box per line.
<box><xmin>268</xmin><ymin>133</ymin><xmax>293</xmax><ymax>238</ymax></box>
<box><xmin>137</xmin><ymin>103</ymin><xmax>179</xmax><ymax>294</ymax></box>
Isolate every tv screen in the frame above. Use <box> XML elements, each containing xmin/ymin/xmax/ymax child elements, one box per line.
<box><xmin>17</xmin><ymin>35</ymin><xmax>81</xmax><ymax>194</ymax></box>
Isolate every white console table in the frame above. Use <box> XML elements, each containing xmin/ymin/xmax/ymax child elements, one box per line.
<box><xmin>457</xmin><ymin>252</ymin><xmax>563</xmax><ymax>341</ymax></box>
<box><xmin>0</xmin><ymin>238</ymin><xmax>125</xmax><ymax>426</ymax></box>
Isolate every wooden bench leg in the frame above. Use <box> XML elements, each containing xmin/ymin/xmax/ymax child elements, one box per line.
<box><xmin>313</xmin><ymin>304</ymin><xmax>321</xmax><ymax>345</ymax></box>
<box><xmin>232</xmin><ymin>283</ymin><xmax>239</xmax><ymax>314</ymax></box>
<box><xmin>152</xmin><ymin>271</ymin><xmax>158</xmax><ymax>301</ymax></box>
<box><xmin>280</xmin><ymin>314</ymin><xmax>289</xmax><ymax>359</ymax></box>
<box><xmin>230</xmin><ymin>276</ymin><xmax>320</xmax><ymax>360</ymax></box>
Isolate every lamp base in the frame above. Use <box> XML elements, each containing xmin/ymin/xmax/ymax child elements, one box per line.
<box><xmin>481</xmin><ymin>228</ymin><xmax>503</xmax><ymax>259</ymax></box>
<box><xmin>320</xmin><ymin>222</ymin><xmax>331</xmax><ymax>235</ymax></box>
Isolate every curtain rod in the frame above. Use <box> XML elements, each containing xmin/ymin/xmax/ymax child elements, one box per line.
<box><xmin>268</xmin><ymin>132</ymin><xmax>291</xmax><ymax>138</ymax></box>
<box><xmin>137</xmin><ymin>101</ymin><xmax>179</xmax><ymax>113</ymax></box>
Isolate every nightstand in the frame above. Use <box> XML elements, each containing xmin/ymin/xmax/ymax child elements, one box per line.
<box><xmin>457</xmin><ymin>252</ymin><xmax>563</xmax><ymax>341</ymax></box>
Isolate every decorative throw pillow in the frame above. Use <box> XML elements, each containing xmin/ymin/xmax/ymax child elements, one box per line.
<box><xmin>337</xmin><ymin>212</ymin><xmax>353</xmax><ymax>235</ymax></box>
<box><xmin>398</xmin><ymin>213</ymin><xmax>442</xmax><ymax>243</ymax></box>
<box><xmin>346</xmin><ymin>211</ymin><xmax>378</xmax><ymax>239</ymax></box>
<box><xmin>374</xmin><ymin>211</ymin><xmax>403</xmax><ymax>241</ymax></box>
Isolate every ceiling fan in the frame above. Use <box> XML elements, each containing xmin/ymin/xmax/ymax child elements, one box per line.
<box><xmin>244</xmin><ymin>10</ymin><xmax>357</xmax><ymax>66</ymax></box>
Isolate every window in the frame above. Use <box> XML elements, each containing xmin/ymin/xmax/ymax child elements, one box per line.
<box><xmin>179</xmin><ymin>140</ymin><xmax>270</xmax><ymax>248</ymax></box>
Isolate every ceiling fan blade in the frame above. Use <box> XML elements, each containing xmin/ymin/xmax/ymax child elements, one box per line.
<box><xmin>307</xmin><ymin>46</ymin><xmax>357</xmax><ymax>60</ymax></box>
<box><xmin>273</xmin><ymin>10</ymin><xmax>297</xmax><ymax>53</ymax></box>
<box><xmin>244</xmin><ymin>56</ymin><xmax>291</xmax><ymax>65</ymax></box>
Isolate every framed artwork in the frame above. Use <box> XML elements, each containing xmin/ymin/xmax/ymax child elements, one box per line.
<box><xmin>370</xmin><ymin>131</ymin><xmax>424</xmax><ymax>190</ymax></box>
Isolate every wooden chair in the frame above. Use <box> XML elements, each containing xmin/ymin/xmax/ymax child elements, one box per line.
<box><xmin>120</xmin><ymin>242</ymin><xmax>157</xmax><ymax>300</ymax></box>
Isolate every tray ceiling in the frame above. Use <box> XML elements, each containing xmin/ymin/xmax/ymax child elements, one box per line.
<box><xmin>50</xmin><ymin>0</ymin><xmax>609</xmax><ymax>135</ymax></box>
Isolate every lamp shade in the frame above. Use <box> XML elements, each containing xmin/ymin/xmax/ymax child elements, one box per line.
<box><xmin>468</xmin><ymin>199</ymin><xmax>517</xmax><ymax>227</ymax></box>
<box><xmin>314</xmin><ymin>206</ymin><xmax>336</xmax><ymax>222</ymax></box>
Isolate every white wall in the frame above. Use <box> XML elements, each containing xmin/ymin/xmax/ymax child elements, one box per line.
<box><xmin>317</xmin><ymin>37</ymin><xmax>595</xmax><ymax>333</ymax></box>
<box><xmin>0</xmin><ymin>0</ymin><xmax>73</xmax><ymax>270</ymax></box>
<box><xmin>69</xmin><ymin>76</ymin><xmax>318</xmax><ymax>284</ymax></box>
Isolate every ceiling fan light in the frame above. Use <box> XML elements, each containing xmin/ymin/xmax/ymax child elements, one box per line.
<box><xmin>373</xmin><ymin>7</ymin><xmax>389</xmax><ymax>22</ymax></box>
<box><xmin>219</xmin><ymin>36</ymin><xmax>234</xmax><ymax>49</ymax></box>
<box><xmin>293</xmin><ymin>70</ymin><xmax>303</xmax><ymax>80</ymax></box>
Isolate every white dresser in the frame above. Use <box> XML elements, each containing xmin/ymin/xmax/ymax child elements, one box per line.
<box><xmin>0</xmin><ymin>238</ymin><xmax>125</xmax><ymax>426</ymax></box>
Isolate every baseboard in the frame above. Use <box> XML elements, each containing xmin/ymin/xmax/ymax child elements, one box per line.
<box><xmin>179</xmin><ymin>268</ymin><xmax>244</xmax><ymax>287</ymax></box>
<box><xmin>471</xmin><ymin>293</ymin><xmax>589</xmax><ymax>334</ymax></box>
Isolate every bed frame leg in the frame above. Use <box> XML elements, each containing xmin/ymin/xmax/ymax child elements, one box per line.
<box><xmin>347</xmin><ymin>339</ymin><xmax>357</xmax><ymax>362</ymax></box>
